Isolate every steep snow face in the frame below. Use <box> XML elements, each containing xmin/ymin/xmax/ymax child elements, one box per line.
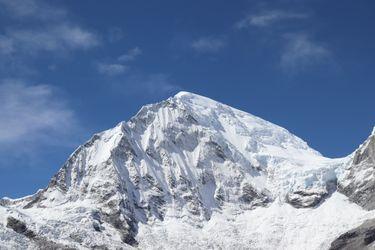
<box><xmin>0</xmin><ymin>91</ymin><xmax>371</xmax><ymax>249</ymax></box>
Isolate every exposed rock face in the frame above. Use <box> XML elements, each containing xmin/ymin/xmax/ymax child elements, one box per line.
<box><xmin>6</xmin><ymin>217</ymin><xmax>74</xmax><ymax>249</ymax></box>
<box><xmin>338</xmin><ymin>131</ymin><xmax>375</xmax><ymax>210</ymax></box>
<box><xmin>286</xmin><ymin>189</ymin><xmax>328</xmax><ymax>208</ymax></box>
<box><xmin>239</xmin><ymin>183</ymin><xmax>271</xmax><ymax>209</ymax></box>
<box><xmin>329</xmin><ymin>218</ymin><xmax>375</xmax><ymax>250</ymax></box>
<box><xmin>286</xmin><ymin>180</ymin><xmax>337</xmax><ymax>208</ymax></box>
<box><xmin>6</xmin><ymin>217</ymin><xmax>35</xmax><ymax>239</ymax></box>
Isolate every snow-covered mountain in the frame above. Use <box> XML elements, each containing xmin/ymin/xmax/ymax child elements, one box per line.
<box><xmin>0</xmin><ymin>91</ymin><xmax>374</xmax><ymax>249</ymax></box>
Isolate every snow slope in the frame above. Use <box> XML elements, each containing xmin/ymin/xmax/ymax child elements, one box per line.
<box><xmin>0</xmin><ymin>91</ymin><xmax>374</xmax><ymax>249</ymax></box>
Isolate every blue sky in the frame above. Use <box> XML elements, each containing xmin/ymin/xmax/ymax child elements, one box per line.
<box><xmin>0</xmin><ymin>0</ymin><xmax>374</xmax><ymax>198</ymax></box>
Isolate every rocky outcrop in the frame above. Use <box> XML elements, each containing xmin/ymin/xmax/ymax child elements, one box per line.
<box><xmin>239</xmin><ymin>183</ymin><xmax>271</xmax><ymax>208</ymax></box>
<box><xmin>286</xmin><ymin>180</ymin><xmax>337</xmax><ymax>208</ymax></box>
<box><xmin>6</xmin><ymin>217</ymin><xmax>35</xmax><ymax>239</ymax></box>
<box><xmin>286</xmin><ymin>189</ymin><xmax>328</xmax><ymax>208</ymax></box>
<box><xmin>329</xmin><ymin>218</ymin><xmax>375</xmax><ymax>250</ymax></box>
<box><xmin>6</xmin><ymin>217</ymin><xmax>73</xmax><ymax>249</ymax></box>
<box><xmin>338</xmin><ymin>130</ymin><xmax>375</xmax><ymax>210</ymax></box>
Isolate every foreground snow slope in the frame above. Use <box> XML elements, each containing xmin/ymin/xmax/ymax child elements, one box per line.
<box><xmin>0</xmin><ymin>91</ymin><xmax>374</xmax><ymax>249</ymax></box>
<box><xmin>138</xmin><ymin>192</ymin><xmax>375</xmax><ymax>250</ymax></box>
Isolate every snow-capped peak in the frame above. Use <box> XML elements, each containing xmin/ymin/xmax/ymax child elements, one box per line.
<box><xmin>28</xmin><ymin>91</ymin><xmax>332</xmax><ymax>213</ymax></box>
<box><xmin>174</xmin><ymin>91</ymin><xmax>219</xmax><ymax>107</ymax></box>
<box><xmin>174</xmin><ymin>90</ymin><xmax>200</xmax><ymax>98</ymax></box>
<box><xmin>0</xmin><ymin>92</ymin><xmax>373</xmax><ymax>250</ymax></box>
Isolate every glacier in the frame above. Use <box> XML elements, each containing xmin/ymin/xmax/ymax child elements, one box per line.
<box><xmin>0</xmin><ymin>91</ymin><xmax>374</xmax><ymax>249</ymax></box>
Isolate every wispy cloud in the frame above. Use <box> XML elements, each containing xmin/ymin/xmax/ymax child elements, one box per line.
<box><xmin>97</xmin><ymin>47</ymin><xmax>142</xmax><ymax>76</ymax></box>
<box><xmin>96</xmin><ymin>63</ymin><xmax>128</xmax><ymax>76</ymax></box>
<box><xmin>191</xmin><ymin>37</ymin><xmax>225</xmax><ymax>53</ymax></box>
<box><xmin>0</xmin><ymin>0</ymin><xmax>66</xmax><ymax>20</ymax></box>
<box><xmin>280</xmin><ymin>34</ymin><xmax>331</xmax><ymax>73</ymax></box>
<box><xmin>0</xmin><ymin>79</ymin><xmax>79</xmax><ymax>147</ymax></box>
<box><xmin>118</xmin><ymin>47</ymin><xmax>142</xmax><ymax>62</ymax></box>
<box><xmin>0</xmin><ymin>25</ymin><xmax>99</xmax><ymax>55</ymax></box>
<box><xmin>0</xmin><ymin>1</ymin><xmax>93</xmax><ymax>168</ymax></box>
<box><xmin>0</xmin><ymin>0</ymin><xmax>99</xmax><ymax>58</ymax></box>
<box><xmin>236</xmin><ymin>10</ymin><xmax>308</xmax><ymax>29</ymax></box>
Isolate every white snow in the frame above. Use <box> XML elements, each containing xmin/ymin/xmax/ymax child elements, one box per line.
<box><xmin>137</xmin><ymin>192</ymin><xmax>375</xmax><ymax>250</ymax></box>
<box><xmin>0</xmin><ymin>91</ymin><xmax>373</xmax><ymax>249</ymax></box>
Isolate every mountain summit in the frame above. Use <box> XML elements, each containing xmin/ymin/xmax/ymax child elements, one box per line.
<box><xmin>1</xmin><ymin>92</ymin><xmax>374</xmax><ymax>249</ymax></box>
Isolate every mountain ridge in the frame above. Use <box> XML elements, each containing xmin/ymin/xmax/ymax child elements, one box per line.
<box><xmin>0</xmin><ymin>91</ymin><xmax>374</xmax><ymax>249</ymax></box>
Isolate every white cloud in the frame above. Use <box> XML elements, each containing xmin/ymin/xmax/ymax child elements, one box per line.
<box><xmin>191</xmin><ymin>37</ymin><xmax>225</xmax><ymax>53</ymax></box>
<box><xmin>97</xmin><ymin>47</ymin><xmax>142</xmax><ymax>77</ymax></box>
<box><xmin>236</xmin><ymin>10</ymin><xmax>308</xmax><ymax>29</ymax></box>
<box><xmin>280</xmin><ymin>34</ymin><xmax>331</xmax><ymax>73</ymax></box>
<box><xmin>118</xmin><ymin>47</ymin><xmax>142</xmax><ymax>62</ymax></box>
<box><xmin>0</xmin><ymin>79</ymin><xmax>78</xmax><ymax>145</ymax></box>
<box><xmin>0</xmin><ymin>0</ymin><xmax>66</xmax><ymax>20</ymax></box>
<box><xmin>0</xmin><ymin>25</ymin><xmax>99</xmax><ymax>55</ymax></box>
<box><xmin>58</xmin><ymin>25</ymin><xmax>99</xmax><ymax>49</ymax></box>
<box><xmin>0</xmin><ymin>0</ymin><xmax>99</xmax><ymax>57</ymax></box>
<box><xmin>97</xmin><ymin>63</ymin><xmax>128</xmax><ymax>76</ymax></box>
